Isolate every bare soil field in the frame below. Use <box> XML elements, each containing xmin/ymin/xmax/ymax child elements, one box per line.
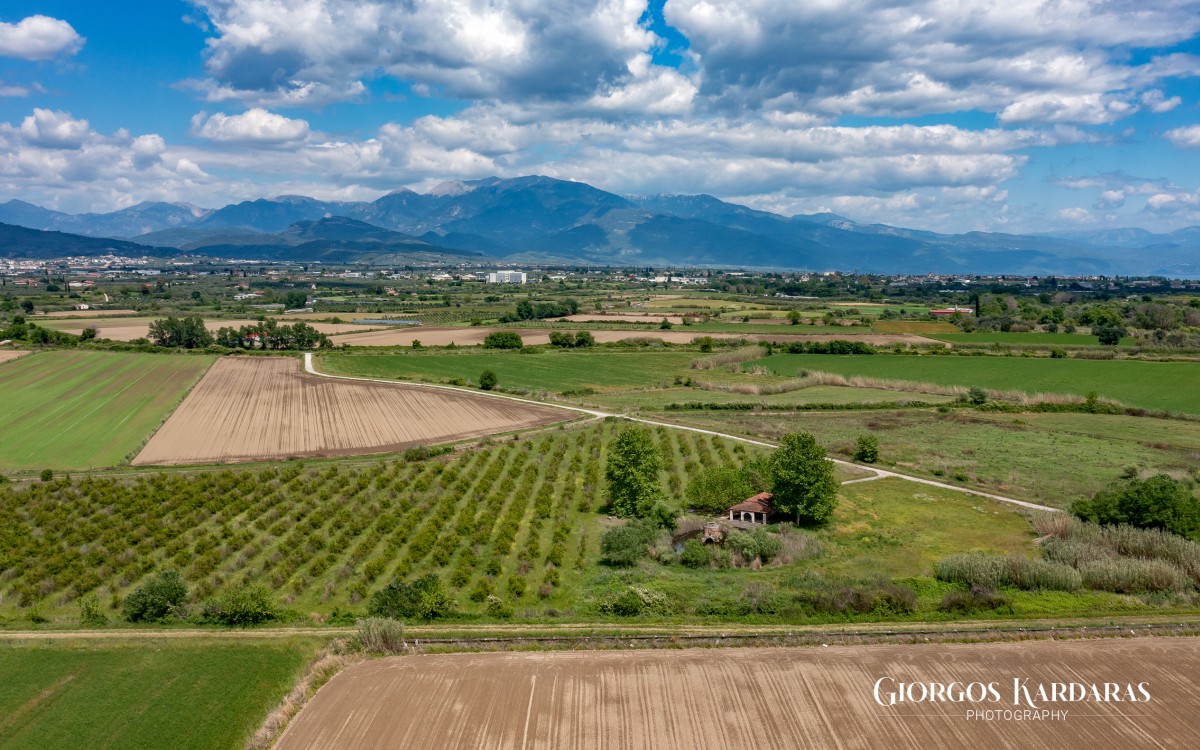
<box><xmin>46</xmin><ymin>318</ymin><xmax>375</xmax><ymax>341</ymax></box>
<box><xmin>0</xmin><ymin>350</ymin><xmax>29</xmax><ymax>364</ymax></box>
<box><xmin>35</xmin><ymin>308</ymin><xmax>138</xmax><ymax>318</ymax></box>
<box><xmin>331</xmin><ymin>326</ymin><xmax>937</xmax><ymax>348</ymax></box>
<box><xmin>276</xmin><ymin>638</ymin><xmax>1200</xmax><ymax>750</ymax></box>
<box><xmin>133</xmin><ymin>356</ymin><xmax>569</xmax><ymax>465</ymax></box>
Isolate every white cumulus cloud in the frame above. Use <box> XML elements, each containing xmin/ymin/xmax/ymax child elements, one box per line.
<box><xmin>19</xmin><ymin>109</ymin><xmax>92</xmax><ymax>149</ymax></box>
<box><xmin>0</xmin><ymin>15</ymin><xmax>84</xmax><ymax>60</ymax></box>
<box><xmin>1165</xmin><ymin>125</ymin><xmax>1200</xmax><ymax>149</ymax></box>
<box><xmin>192</xmin><ymin>108</ymin><xmax>311</xmax><ymax>145</ymax></box>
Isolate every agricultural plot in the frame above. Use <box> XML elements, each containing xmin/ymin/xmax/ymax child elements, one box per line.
<box><xmin>753</xmin><ymin>353</ymin><xmax>1200</xmax><ymax>413</ymax></box>
<box><xmin>0</xmin><ymin>640</ymin><xmax>316</xmax><ymax>750</ymax></box>
<box><xmin>331</xmin><ymin>327</ymin><xmax>936</xmax><ymax>348</ymax></box>
<box><xmin>40</xmin><ymin>317</ymin><xmax>373</xmax><ymax>341</ymax></box>
<box><xmin>930</xmin><ymin>331</ymin><xmax>1135</xmax><ymax>347</ymax></box>
<box><xmin>0</xmin><ymin>351</ymin><xmax>215</xmax><ymax>470</ymax></box>
<box><xmin>657</xmin><ymin>409</ymin><xmax>1200</xmax><ymax>509</ymax></box>
<box><xmin>276</xmin><ymin>639</ymin><xmax>1200</xmax><ymax>750</ymax></box>
<box><xmin>1</xmin><ymin>422</ymin><xmax>735</xmax><ymax>618</ymax></box>
<box><xmin>0</xmin><ymin>351</ymin><xmax>28</xmax><ymax>365</ymax></box>
<box><xmin>320</xmin><ymin>350</ymin><xmax>699</xmax><ymax>393</ymax></box>
<box><xmin>133</xmin><ymin>357</ymin><xmax>569</xmax><ymax>465</ymax></box>
<box><xmin>591</xmin><ymin>384</ymin><xmax>957</xmax><ymax>411</ymax></box>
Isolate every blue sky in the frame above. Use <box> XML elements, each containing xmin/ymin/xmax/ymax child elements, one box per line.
<box><xmin>1</xmin><ymin>0</ymin><xmax>1199</xmax><ymax>234</ymax></box>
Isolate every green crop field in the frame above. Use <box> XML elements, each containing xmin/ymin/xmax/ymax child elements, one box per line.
<box><xmin>320</xmin><ymin>350</ymin><xmax>698</xmax><ymax>393</ymax></box>
<box><xmin>751</xmin><ymin>353</ymin><xmax>1200</xmax><ymax>413</ymax></box>
<box><xmin>655</xmin><ymin>409</ymin><xmax>1200</xmax><ymax>509</ymax></box>
<box><xmin>0</xmin><ymin>351</ymin><xmax>215</xmax><ymax>470</ymax></box>
<box><xmin>590</xmin><ymin>384</ymin><xmax>957</xmax><ymax>411</ymax></box>
<box><xmin>0</xmin><ymin>640</ymin><xmax>316</xmax><ymax>750</ymax></box>
<box><xmin>930</xmin><ymin>332</ymin><xmax>1135</xmax><ymax>346</ymax></box>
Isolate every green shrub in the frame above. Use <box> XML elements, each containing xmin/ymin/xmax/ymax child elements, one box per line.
<box><xmin>679</xmin><ymin>539</ymin><xmax>711</xmax><ymax>568</ymax></box>
<box><xmin>1078</xmin><ymin>558</ymin><xmax>1191</xmax><ymax>593</ymax></box>
<box><xmin>356</xmin><ymin>617</ymin><xmax>406</xmax><ymax>653</ymax></box>
<box><xmin>938</xmin><ymin>585</ymin><xmax>1013</xmax><ymax>614</ymax></box>
<box><xmin>795</xmin><ymin>580</ymin><xmax>917</xmax><ymax>616</ymax></box>
<box><xmin>598</xmin><ymin>586</ymin><xmax>671</xmax><ymax>616</ymax></box>
<box><xmin>368</xmin><ymin>574</ymin><xmax>454</xmax><ymax>620</ymax></box>
<box><xmin>485</xmin><ymin>594</ymin><xmax>513</xmax><ymax>618</ymax></box>
<box><xmin>122</xmin><ymin>570</ymin><xmax>188</xmax><ymax>622</ymax></box>
<box><xmin>726</xmin><ymin>528</ymin><xmax>783</xmax><ymax>564</ymax></box>
<box><xmin>684</xmin><ymin>465</ymin><xmax>754</xmax><ymax>515</ymax></box>
<box><xmin>482</xmin><ymin>331</ymin><xmax>523</xmax><ymax>349</ymax></box>
<box><xmin>205</xmin><ymin>584</ymin><xmax>278</xmax><ymax>626</ymax></box>
<box><xmin>599</xmin><ymin>522</ymin><xmax>659</xmax><ymax>567</ymax></box>
<box><xmin>479</xmin><ymin>369</ymin><xmax>498</xmax><ymax>390</ymax></box>
<box><xmin>1071</xmin><ymin>474</ymin><xmax>1200</xmax><ymax>538</ymax></box>
<box><xmin>852</xmin><ymin>434</ymin><xmax>879</xmax><ymax>463</ymax></box>
<box><xmin>40</xmin><ymin>469</ymin><xmax>53</xmax><ymax>482</ymax></box>
<box><xmin>966</xmin><ymin>386</ymin><xmax>987</xmax><ymax>405</ymax></box>
<box><xmin>78</xmin><ymin>594</ymin><xmax>108</xmax><ymax>627</ymax></box>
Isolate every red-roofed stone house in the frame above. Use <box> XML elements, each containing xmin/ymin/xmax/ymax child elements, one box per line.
<box><xmin>727</xmin><ymin>492</ymin><xmax>774</xmax><ymax>525</ymax></box>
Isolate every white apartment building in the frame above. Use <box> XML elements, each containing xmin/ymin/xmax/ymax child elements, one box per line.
<box><xmin>487</xmin><ymin>270</ymin><xmax>527</xmax><ymax>284</ymax></box>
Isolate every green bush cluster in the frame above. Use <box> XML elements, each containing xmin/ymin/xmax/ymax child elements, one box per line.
<box><xmin>548</xmin><ymin>331</ymin><xmax>596</xmax><ymax>348</ymax></box>
<box><xmin>368</xmin><ymin>574</ymin><xmax>454</xmax><ymax>621</ymax></box>
<box><xmin>726</xmin><ymin>528</ymin><xmax>783</xmax><ymax>564</ymax></box>
<box><xmin>599</xmin><ymin>521</ymin><xmax>661</xmax><ymax>567</ymax></box>
<box><xmin>482</xmin><ymin>331</ymin><xmax>524</xmax><ymax>349</ymax></box>
<box><xmin>597</xmin><ymin>586</ymin><xmax>671</xmax><ymax>616</ymax></box>
<box><xmin>1071</xmin><ymin>474</ymin><xmax>1200</xmax><ymax>539</ymax></box>
<box><xmin>122</xmin><ymin>570</ymin><xmax>188</xmax><ymax>622</ymax></box>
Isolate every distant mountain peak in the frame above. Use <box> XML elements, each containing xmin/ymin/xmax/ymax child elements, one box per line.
<box><xmin>428</xmin><ymin>180</ymin><xmax>477</xmax><ymax>197</ymax></box>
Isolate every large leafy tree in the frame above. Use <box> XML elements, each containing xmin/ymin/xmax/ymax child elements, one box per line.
<box><xmin>605</xmin><ymin>425</ymin><xmax>667</xmax><ymax>522</ymax></box>
<box><xmin>1072</xmin><ymin>474</ymin><xmax>1200</xmax><ymax>538</ymax></box>
<box><xmin>770</xmin><ymin>432</ymin><xmax>839</xmax><ymax>524</ymax></box>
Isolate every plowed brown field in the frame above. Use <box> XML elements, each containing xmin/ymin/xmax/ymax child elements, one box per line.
<box><xmin>275</xmin><ymin>638</ymin><xmax>1200</xmax><ymax>750</ymax></box>
<box><xmin>0</xmin><ymin>350</ymin><xmax>28</xmax><ymax>364</ymax></box>
<box><xmin>48</xmin><ymin>318</ymin><xmax>375</xmax><ymax>341</ymax></box>
<box><xmin>331</xmin><ymin>326</ymin><xmax>937</xmax><ymax>348</ymax></box>
<box><xmin>133</xmin><ymin>357</ymin><xmax>569</xmax><ymax>465</ymax></box>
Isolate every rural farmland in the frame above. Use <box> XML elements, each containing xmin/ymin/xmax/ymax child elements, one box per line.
<box><xmin>0</xmin><ymin>351</ymin><xmax>28</xmax><ymax>365</ymax></box>
<box><xmin>754</xmin><ymin>354</ymin><xmax>1200</xmax><ymax>413</ymax></box>
<box><xmin>40</xmin><ymin>317</ymin><xmax>375</xmax><ymax>341</ymax></box>
<box><xmin>276</xmin><ymin>638</ymin><xmax>1200</xmax><ymax>750</ymax></box>
<box><xmin>133</xmin><ymin>356</ymin><xmax>571</xmax><ymax>465</ymax></box>
<box><xmin>328</xmin><ymin>326</ymin><xmax>936</xmax><ymax>348</ymax></box>
<box><xmin>0</xmin><ymin>351</ymin><xmax>215</xmax><ymax>470</ymax></box>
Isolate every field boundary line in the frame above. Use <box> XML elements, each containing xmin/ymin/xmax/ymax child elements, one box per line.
<box><xmin>303</xmin><ymin>354</ymin><xmax>1059</xmax><ymax>513</ymax></box>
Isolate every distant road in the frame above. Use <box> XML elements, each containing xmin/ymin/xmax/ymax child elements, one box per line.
<box><xmin>304</xmin><ymin>354</ymin><xmax>1059</xmax><ymax>513</ymax></box>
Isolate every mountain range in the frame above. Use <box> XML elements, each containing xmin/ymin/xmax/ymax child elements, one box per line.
<box><xmin>1</xmin><ymin>175</ymin><xmax>1197</xmax><ymax>276</ymax></box>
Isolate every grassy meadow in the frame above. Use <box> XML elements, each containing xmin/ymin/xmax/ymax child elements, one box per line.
<box><xmin>0</xmin><ymin>639</ymin><xmax>317</xmax><ymax>750</ymax></box>
<box><xmin>654</xmin><ymin>409</ymin><xmax>1200</xmax><ymax>509</ymax></box>
<box><xmin>929</xmin><ymin>331</ymin><xmax>1136</xmax><ymax>346</ymax></box>
<box><xmin>320</xmin><ymin>350</ymin><xmax>698</xmax><ymax>393</ymax></box>
<box><xmin>0</xmin><ymin>351</ymin><xmax>215</xmax><ymax>470</ymax></box>
<box><xmin>752</xmin><ymin>353</ymin><xmax>1200</xmax><ymax>413</ymax></box>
